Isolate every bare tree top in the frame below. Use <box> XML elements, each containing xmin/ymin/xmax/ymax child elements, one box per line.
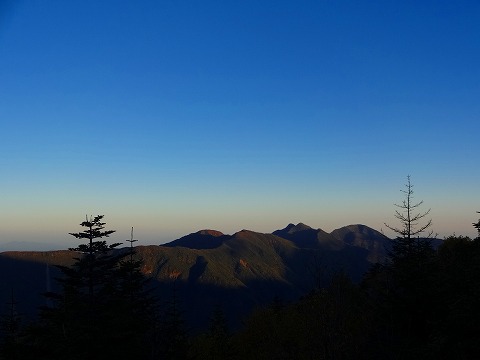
<box><xmin>385</xmin><ymin>175</ymin><xmax>433</xmax><ymax>239</ymax></box>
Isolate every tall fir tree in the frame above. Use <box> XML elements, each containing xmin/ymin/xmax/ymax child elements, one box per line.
<box><xmin>384</xmin><ymin>175</ymin><xmax>434</xmax><ymax>265</ymax></box>
<box><xmin>34</xmin><ymin>215</ymin><xmax>156</xmax><ymax>360</ymax></box>
<box><xmin>377</xmin><ymin>177</ymin><xmax>436</xmax><ymax>358</ymax></box>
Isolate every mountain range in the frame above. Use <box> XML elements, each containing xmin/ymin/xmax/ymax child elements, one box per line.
<box><xmin>0</xmin><ymin>223</ymin><xmax>432</xmax><ymax>330</ymax></box>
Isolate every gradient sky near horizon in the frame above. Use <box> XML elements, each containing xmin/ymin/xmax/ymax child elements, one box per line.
<box><xmin>1</xmin><ymin>0</ymin><xmax>479</xmax><ymax>250</ymax></box>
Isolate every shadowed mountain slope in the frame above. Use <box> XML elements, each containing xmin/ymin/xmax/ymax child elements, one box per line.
<box><xmin>0</xmin><ymin>223</ymin><xmax>409</xmax><ymax>331</ymax></box>
<box><xmin>330</xmin><ymin>224</ymin><xmax>391</xmax><ymax>263</ymax></box>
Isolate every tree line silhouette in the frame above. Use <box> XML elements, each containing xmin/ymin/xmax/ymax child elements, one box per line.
<box><xmin>1</xmin><ymin>178</ymin><xmax>479</xmax><ymax>359</ymax></box>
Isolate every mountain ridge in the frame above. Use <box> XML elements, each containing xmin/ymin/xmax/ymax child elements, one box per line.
<box><xmin>0</xmin><ymin>222</ymin><xmax>438</xmax><ymax>331</ymax></box>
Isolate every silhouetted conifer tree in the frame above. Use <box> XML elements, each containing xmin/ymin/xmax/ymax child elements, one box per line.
<box><xmin>34</xmin><ymin>215</ymin><xmax>156</xmax><ymax>360</ymax></box>
<box><xmin>67</xmin><ymin>215</ymin><xmax>119</xmax><ymax>298</ymax></box>
<box><xmin>370</xmin><ymin>177</ymin><xmax>436</xmax><ymax>358</ymax></box>
<box><xmin>384</xmin><ymin>176</ymin><xmax>435</xmax><ymax>264</ymax></box>
<box><xmin>113</xmin><ymin>227</ymin><xmax>158</xmax><ymax>358</ymax></box>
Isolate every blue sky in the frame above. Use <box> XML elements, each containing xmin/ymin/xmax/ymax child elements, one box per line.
<box><xmin>1</xmin><ymin>0</ymin><xmax>479</xmax><ymax>249</ymax></box>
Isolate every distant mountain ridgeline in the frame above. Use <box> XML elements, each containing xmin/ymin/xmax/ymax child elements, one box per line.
<box><xmin>0</xmin><ymin>223</ymin><xmax>433</xmax><ymax>330</ymax></box>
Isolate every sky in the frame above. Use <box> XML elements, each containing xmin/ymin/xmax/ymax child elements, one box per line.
<box><xmin>1</xmin><ymin>0</ymin><xmax>479</xmax><ymax>250</ymax></box>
